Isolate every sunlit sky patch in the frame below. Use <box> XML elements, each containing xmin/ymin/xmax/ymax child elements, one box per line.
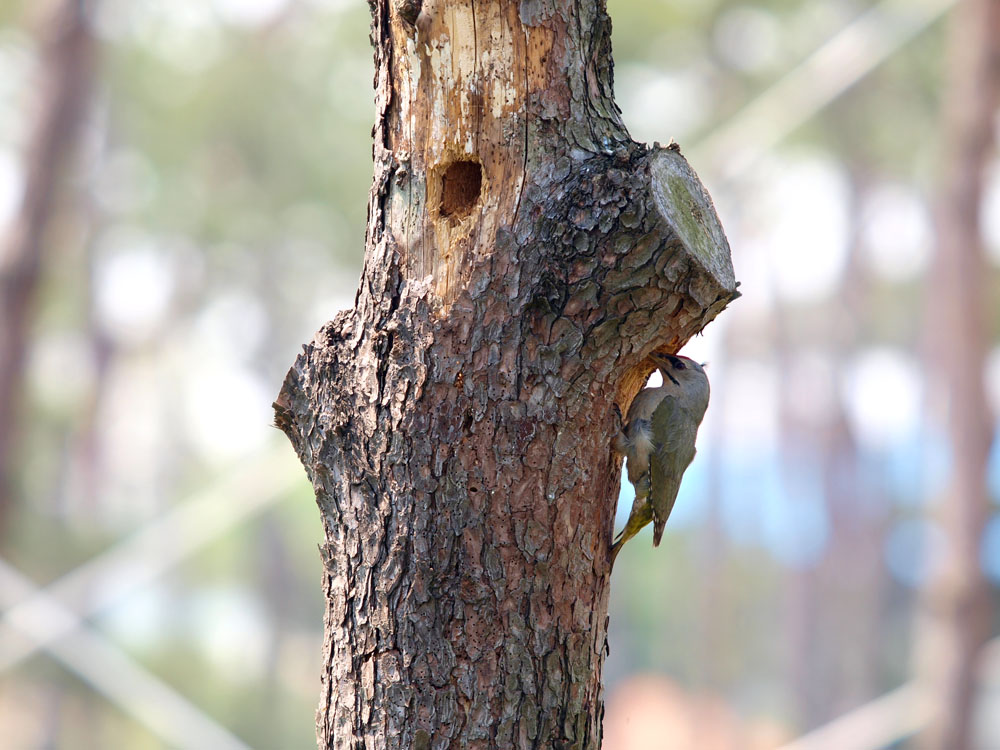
<box><xmin>725</xmin><ymin>235</ymin><xmax>776</xmax><ymax>316</ymax></box>
<box><xmin>193</xmin><ymin>289</ymin><xmax>269</xmax><ymax>363</ymax></box>
<box><xmin>211</xmin><ymin>0</ymin><xmax>291</xmax><ymax>27</ymax></box>
<box><xmin>0</xmin><ymin>148</ymin><xmax>22</xmax><ymax>231</ymax></box>
<box><xmin>840</xmin><ymin>347</ymin><xmax>922</xmax><ymax>452</ymax></box>
<box><xmin>861</xmin><ymin>182</ymin><xmax>932</xmax><ymax>282</ymax></box>
<box><xmin>720</xmin><ymin>358</ymin><xmax>780</xmax><ymax>456</ymax></box>
<box><xmin>98</xmin><ymin>359</ymin><xmax>170</xmax><ymax>525</ymax></box>
<box><xmin>128</xmin><ymin>1</ymin><xmax>224</xmax><ymax>73</ymax></box>
<box><xmin>186</xmin><ymin>585</ymin><xmax>271</xmax><ymax>682</ymax></box>
<box><xmin>981</xmin><ymin>164</ymin><xmax>1000</xmax><ymax>265</ymax></box>
<box><xmin>0</xmin><ymin>29</ymin><xmax>32</xmax><ymax>145</ymax></box>
<box><xmin>304</xmin><ymin>0</ymin><xmax>356</xmax><ymax>10</ymax></box>
<box><xmin>309</xmin><ymin>283</ymin><xmax>363</xmax><ymax>332</ymax></box>
<box><xmin>98</xmin><ymin>580</ymin><xmax>172</xmax><ymax>652</ymax></box>
<box><xmin>985</xmin><ymin>347</ymin><xmax>1000</xmax><ymax>415</ymax></box>
<box><xmin>616</xmin><ymin>65</ymin><xmax>711</xmax><ymax>146</ymax></box>
<box><xmin>761</xmin><ymin>155</ymin><xmax>850</xmax><ymax>303</ymax></box>
<box><xmin>94</xmin><ymin>227</ymin><xmax>174</xmax><ymax>344</ymax></box>
<box><xmin>675</xmin><ymin>323</ymin><xmax>721</xmax><ymax>368</ymax></box>
<box><xmin>712</xmin><ymin>5</ymin><xmax>782</xmax><ymax>74</ymax></box>
<box><xmin>181</xmin><ymin>364</ymin><xmax>273</xmax><ymax>463</ymax></box>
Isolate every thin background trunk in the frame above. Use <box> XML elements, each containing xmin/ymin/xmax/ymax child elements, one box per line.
<box><xmin>275</xmin><ymin>1</ymin><xmax>738</xmax><ymax>747</ymax></box>
<box><xmin>917</xmin><ymin>0</ymin><xmax>999</xmax><ymax>747</ymax></box>
<box><xmin>0</xmin><ymin>0</ymin><xmax>96</xmax><ymax>535</ymax></box>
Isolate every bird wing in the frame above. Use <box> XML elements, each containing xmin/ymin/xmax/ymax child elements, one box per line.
<box><xmin>649</xmin><ymin>394</ymin><xmax>698</xmax><ymax>546</ymax></box>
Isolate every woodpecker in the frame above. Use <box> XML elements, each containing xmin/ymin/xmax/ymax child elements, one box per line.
<box><xmin>611</xmin><ymin>353</ymin><xmax>709</xmax><ymax>564</ymax></box>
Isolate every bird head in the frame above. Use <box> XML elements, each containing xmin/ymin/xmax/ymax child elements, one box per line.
<box><xmin>649</xmin><ymin>353</ymin><xmax>710</xmax><ymax>413</ymax></box>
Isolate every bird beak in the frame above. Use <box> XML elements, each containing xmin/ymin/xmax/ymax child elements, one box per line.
<box><xmin>649</xmin><ymin>353</ymin><xmax>681</xmax><ymax>386</ymax></box>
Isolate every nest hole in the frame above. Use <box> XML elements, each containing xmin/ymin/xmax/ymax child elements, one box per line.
<box><xmin>439</xmin><ymin>159</ymin><xmax>483</xmax><ymax>220</ymax></box>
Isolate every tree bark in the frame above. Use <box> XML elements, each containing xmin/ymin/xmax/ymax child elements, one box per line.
<box><xmin>916</xmin><ymin>1</ymin><xmax>1000</xmax><ymax>747</ymax></box>
<box><xmin>274</xmin><ymin>1</ymin><xmax>737</xmax><ymax>747</ymax></box>
<box><xmin>0</xmin><ymin>0</ymin><xmax>96</xmax><ymax>534</ymax></box>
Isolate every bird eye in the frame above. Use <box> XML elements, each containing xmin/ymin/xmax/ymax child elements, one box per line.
<box><xmin>674</xmin><ymin>360</ymin><xmax>686</xmax><ymax>370</ymax></box>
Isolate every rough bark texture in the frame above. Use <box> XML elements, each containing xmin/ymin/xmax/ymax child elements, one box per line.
<box><xmin>916</xmin><ymin>0</ymin><xmax>999</xmax><ymax>747</ymax></box>
<box><xmin>274</xmin><ymin>1</ymin><xmax>737</xmax><ymax>748</ymax></box>
<box><xmin>0</xmin><ymin>1</ymin><xmax>95</xmax><ymax>534</ymax></box>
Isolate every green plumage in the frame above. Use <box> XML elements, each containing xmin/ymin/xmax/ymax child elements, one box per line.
<box><xmin>648</xmin><ymin>395</ymin><xmax>698</xmax><ymax>544</ymax></box>
<box><xmin>610</xmin><ymin>354</ymin><xmax>709</xmax><ymax>566</ymax></box>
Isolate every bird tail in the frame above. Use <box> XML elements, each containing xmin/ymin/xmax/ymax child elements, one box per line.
<box><xmin>610</xmin><ymin>508</ymin><xmax>649</xmax><ymax>568</ymax></box>
<box><xmin>652</xmin><ymin>519</ymin><xmax>666</xmax><ymax>547</ymax></box>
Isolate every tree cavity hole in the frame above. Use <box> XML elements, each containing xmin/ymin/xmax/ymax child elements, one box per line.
<box><xmin>439</xmin><ymin>159</ymin><xmax>482</xmax><ymax>220</ymax></box>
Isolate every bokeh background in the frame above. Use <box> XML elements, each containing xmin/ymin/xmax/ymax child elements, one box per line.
<box><xmin>0</xmin><ymin>0</ymin><xmax>996</xmax><ymax>748</ymax></box>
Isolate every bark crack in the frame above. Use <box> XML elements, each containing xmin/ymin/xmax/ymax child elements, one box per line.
<box><xmin>512</xmin><ymin>23</ymin><xmax>530</xmax><ymax>228</ymax></box>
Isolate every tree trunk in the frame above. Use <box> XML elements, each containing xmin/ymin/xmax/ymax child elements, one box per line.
<box><xmin>0</xmin><ymin>0</ymin><xmax>96</xmax><ymax>534</ymax></box>
<box><xmin>916</xmin><ymin>1</ymin><xmax>1000</xmax><ymax>747</ymax></box>
<box><xmin>274</xmin><ymin>2</ymin><xmax>738</xmax><ymax>747</ymax></box>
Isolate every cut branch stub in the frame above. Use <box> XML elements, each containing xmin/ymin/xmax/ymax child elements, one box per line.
<box><xmin>651</xmin><ymin>147</ymin><xmax>736</xmax><ymax>294</ymax></box>
<box><xmin>611</xmin><ymin>146</ymin><xmax>738</xmax><ymax>411</ymax></box>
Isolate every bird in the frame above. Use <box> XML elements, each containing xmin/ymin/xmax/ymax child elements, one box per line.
<box><xmin>611</xmin><ymin>353</ymin><xmax>710</xmax><ymax>565</ymax></box>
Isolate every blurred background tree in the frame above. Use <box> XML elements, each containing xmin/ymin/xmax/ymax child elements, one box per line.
<box><xmin>0</xmin><ymin>0</ymin><xmax>997</xmax><ymax>748</ymax></box>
